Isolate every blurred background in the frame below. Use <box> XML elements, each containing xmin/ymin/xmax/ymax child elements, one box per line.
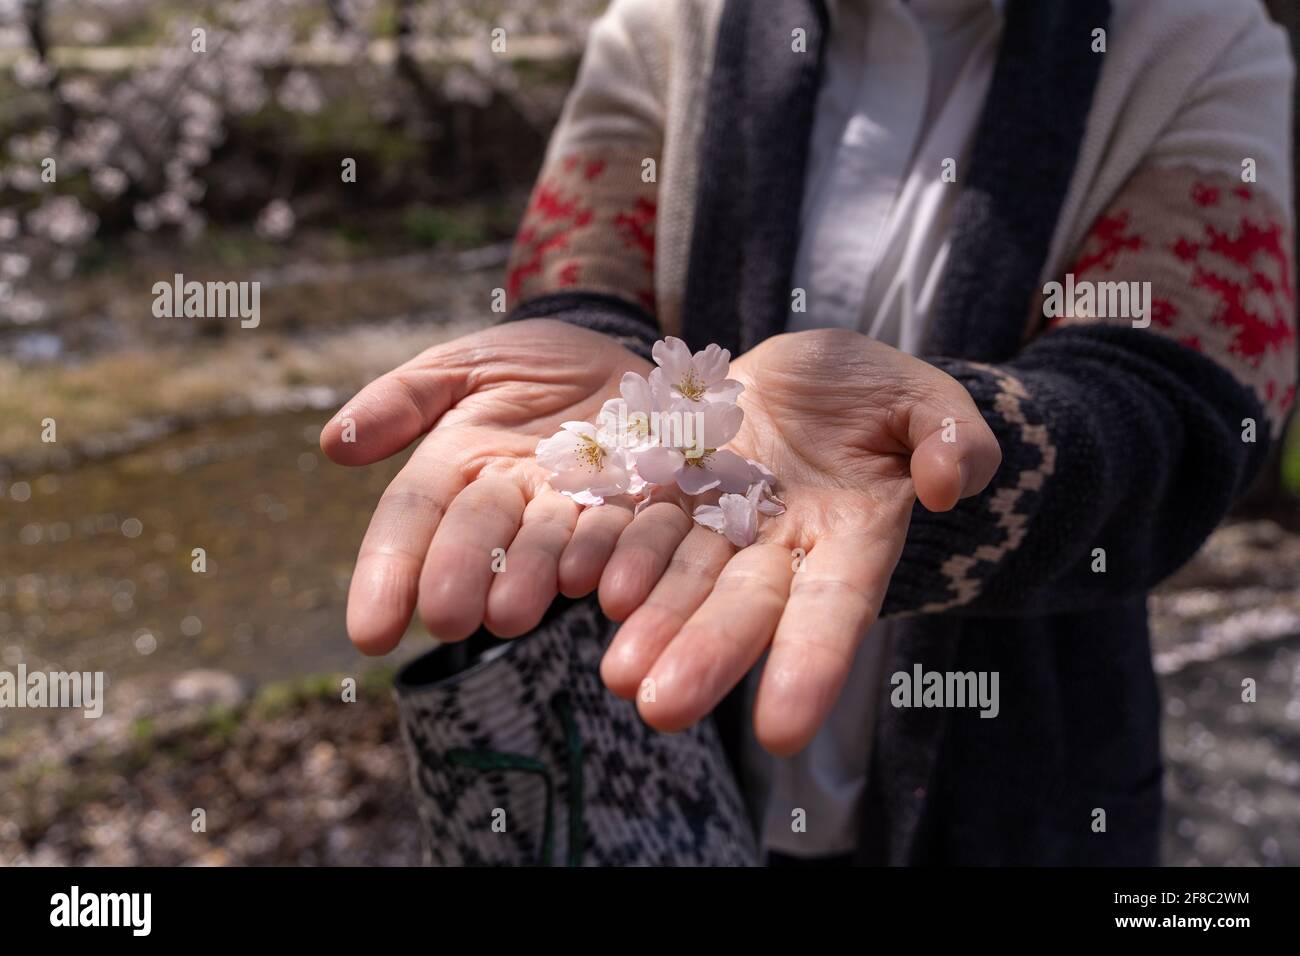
<box><xmin>0</xmin><ymin>0</ymin><xmax>1297</xmax><ymax>866</ymax></box>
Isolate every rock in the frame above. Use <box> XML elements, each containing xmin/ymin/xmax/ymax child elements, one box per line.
<box><xmin>169</xmin><ymin>670</ymin><xmax>249</xmax><ymax>708</ymax></box>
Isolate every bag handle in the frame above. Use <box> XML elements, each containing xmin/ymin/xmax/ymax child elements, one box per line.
<box><xmin>444</xmin><ymin>693</ymin><xmax>585</xmax><ymax>866</ymax></box>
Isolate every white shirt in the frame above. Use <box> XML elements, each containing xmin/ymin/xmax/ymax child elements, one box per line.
<box><xmin>746</xmin><ymin>0</ymin><xmax>1005</xmax><ymax>858</ymax></box>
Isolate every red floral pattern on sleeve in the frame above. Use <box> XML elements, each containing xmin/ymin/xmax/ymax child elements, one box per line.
<box><xmin>506</xmin><ymin>149</ymin><xmax>658</xmax><ymax>315</ymax></box>
<box><xmin>1051</xmin><ymin>166</ymin><xmax>1297</xmax><ymax>433</ymax></box>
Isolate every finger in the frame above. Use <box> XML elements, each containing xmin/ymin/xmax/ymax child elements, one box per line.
<box><xmin>638</xmin><ymin>543</ymin><xmax>793</xmax><ymax>733</ymax></box>
<box><xmin>557</xmin><ymin>499</ymin><xmax>636</xmax><ymax>598</ymax></box>
<box><xmin>597</xmin><ymin>501</ymin><xmax>694</xmax><ymax>621</ymax></box>
<box><xmin>321</xmin><ymin>361</ymin><xmax>468</xmax><ymax>466</ymax></box>
<box><xmin>906</xmin><ymin>402</ymin><xmax>1001</xmax><ymax>512</ymax></box>
<box><xmin>417</xmin><ymin>475</ymin><xmax>527</xmax><ymax>642</ymax></box>
<box><xmin>753</xmin><ymin>526</ymin><xmax>907</xmax><ymax>757</ymax></box>
<box><xmin>345</xmin><ymin>441</ymin><xmax>466</xmax><ymax>656</ymax></box>
<box><xmin>599</xmin><ymin>526</ymin><xmax>734</xmax><ymax>699</ymax></box>
<box><xmin>485</xmin><ymin>490</ymin><xmax>580</xmax><ymax>638</ymax></box>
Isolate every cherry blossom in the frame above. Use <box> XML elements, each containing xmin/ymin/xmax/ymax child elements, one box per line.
<box><xmin>597</xmin><ymin>370</ymin><xmax>671</xmax><ymax>452</ymax></box>
<box><xmin>540</xmin><ymin>338</ymin><xmax>783</xmax><ymax>548</ymax></box>
<box><xmin>536</xmin><ymin>421</ymin><xmax>641</xmax><ymax>506</ymax></box>
<box><xmin>650</xmin><ymin>336</ymin><xmax>743</xmax><ymax>404</ymax></box>
<box><xmin>632</xmin><ymin>401</ymin><xmax>751</xmax><ymax>494</ymax></box>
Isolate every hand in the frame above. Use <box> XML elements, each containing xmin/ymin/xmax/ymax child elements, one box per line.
<box><xmin>594</xmin><ymin>329</ymin><xmax>1001</xmax><ymax>755</ymax></box>
<box><xmin>321</xmin><ymin>319</ymin><xmax>651</xmax><ymax>654</ymax></box>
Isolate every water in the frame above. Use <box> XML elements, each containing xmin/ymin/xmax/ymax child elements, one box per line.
<box><xmin>0</xmin><ymin>411</ymin><xmax>422</xmax><ymax>726</ymax></box>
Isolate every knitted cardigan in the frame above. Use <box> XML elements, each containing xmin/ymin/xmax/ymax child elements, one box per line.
<box><xmin>504</xmin><ymin>0</ymin><xmax>1297</xmax><ymax>864</ymax></box>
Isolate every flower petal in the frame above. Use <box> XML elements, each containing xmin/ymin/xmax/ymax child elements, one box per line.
<box><xmin>718</xmin><ymin>492</ymin><xmax>759</xmax><ymax>547</ymax></box>
<box><xmin>589</xmin><ymin>463</ymin><xmax>631</xmax><ymax>498</ymax></box>
<box><xmin>692</xmin><ymin>504</ymin><xmax>726</xmax><ymax>534</ymax></box>
<box><xmin>648</xmin><ymin>367</ymin><xmax>676</xmax><ymax>409</ymax></box>
<box><xmin>747</xmin><ymin>458</ymin><xmax>778</xmax><ymax>490</ymax></box>
<box><xmin>708</xmin><ymin>448</ymin><xmax>756</xmax><ymax>494</ymax></box>
<box><xmin>536</xmin><ymin>429</ymin><xmax>582</xmax><ymax>471</ymax></box>
<box><xmin>704</xmin><ymin>378</ymin><xmax>745</xmax><ymax>403</ymax></box>
<box><xmin>692</xmin><ymin>343</ymin><xmax>731</xmax><ymax>385</ymax></box>
<box><xmin>633</xmin><ymin>445</ymin><xmax>685</xmax><ymax>486</ymax></box>
<box><xmin>560</xmin><ymin>420</ymin><xmax>598</xmax><ymax>437</ymax></box>
<box><xmin>652</xmin><ymin>337</ymin><xmax>693</xmax><ymax>381</ymax></box>
<box><xmin>620</xmin><ymin>371</ymin><xmax>655</xmax><ymax>413</ymax></box>
<box><xmin>646</xmin><ymin>396</ymin><xmax>699</xmax><ymax>450</ymax></box>
<box><xmin>698</xmin><ymin>401</ymin><xmax>744</xmax><ymax>448</ymax></box>
<box><xmin>548</xmin><ymin>468</ymin><xmax>599</xmax><ymax>494</ymax></box>
<box><xmin>676</xmin><ymin>464</ymin><xmax>723</xmax><ymax>495</ymax></box>
<box><xmin>596</xmin><ymin>397</ymin><xmax>625</xmax><ymax>431</ymax></box>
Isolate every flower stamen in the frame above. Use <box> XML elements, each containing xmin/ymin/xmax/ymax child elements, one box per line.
<box><xmin>677</xmin><ymin>369</ymin><xmax>706</xmax><ymax>401</ymax></box>
<box><xmin>576</xmin><ymin>434</ymin><xmax>605</xmax><ymax>471</ymax></box>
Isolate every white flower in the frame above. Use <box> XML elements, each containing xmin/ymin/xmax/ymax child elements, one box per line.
<box><xmin>693</xmin><ymin>484</ymin><xmax>767</xmax><ymax>547</ymax></box>
<box><xmin>255</xmin><ymin>199</ymin><xmax>295</xmax><ymax>241</ymax></box>
<box><xmin>25</xmin><ymin>196</ymin><xmax>98</xmax><ymax>246</ymax></box>
<box><xmin>91</xmin><ymin>167</ymin><xmax>129</xmax><ymax>199</ymax></box>
<box><xmin>596</xmin><ymin>371</ymin><xmax>671</xmax><ymax>452</ymax></box>
<box><xmin>538</xmin><ymin>338</ymin><xmax>780</xmax><ymax>522</ymax></box>
<box><xmin>278</xmin><ymin>70</ymin><xmax>324</xmax><ymax>115</ymax></box>
<box><xmin>12</xmin><ymin>56</ymin><xmax>53</xmax><ymax>90</ymax></box>
<box><xmin>1</xmin><ymin>254</ymin><xmax>29</xmax><ymax>279</ymax></box>
<box><xmin>536</xmin><ymin>421</ymin><xmax>641</xmax><ymax>507</ymax></box>
<box><xmin>633</xmin><ymin>402</ymin><xmax>751</xmax><ymax>495</ymax></box>
<box><xmin>650</xmin><ymin>336</ymin><xmax>743</xmax><ymax>404</ymax></box>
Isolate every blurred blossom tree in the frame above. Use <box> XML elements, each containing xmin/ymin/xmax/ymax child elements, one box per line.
<box><xmin>8</xmin><ymin>0</ymin><xmax>1292</xmax><ymax>506</ymax></box>
<box><xmin>0</xmin><ymin>0</ymin><xmax>604</xmax><ymax>325</ymax></box>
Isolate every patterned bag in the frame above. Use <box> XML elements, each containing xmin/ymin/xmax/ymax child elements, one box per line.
<box><xmin>393</xmin><ymin>596</ymin><xmax>759</xmax><ymax>866</ymax></box>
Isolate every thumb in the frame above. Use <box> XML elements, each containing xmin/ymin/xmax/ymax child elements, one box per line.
<box><xmin>905</xmin><ymin>399</ymin><xmax>1001</xmax><ymax>513</ymax></box>
<box><xmin>321</xmin><ymin>363</ymin><xmax>466</xmax><ymax>466</ymax></box>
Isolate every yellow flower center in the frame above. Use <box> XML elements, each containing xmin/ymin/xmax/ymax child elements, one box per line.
<box><xmin>677</xmin><ymin>369</ymin><xmax>706</xmax><ymax>401</ymax></box>
<box><xmin>576</xmin><ymin>434</ymin><xmax>605</xmax><ymax>471</ymax></box>
<box><xmin>682</xmin><ymin>448</ymin><xmax>716</xmax><ymax>465</ymax></box>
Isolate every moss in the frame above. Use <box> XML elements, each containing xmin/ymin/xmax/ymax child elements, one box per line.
<box><xmin>205</xmin><ymin>230</ymin><xmax>288</xmax><ymax>269</ymax></box>
<box><xmin>251</xmin><ymin>681</ymin><xmax>299</xmax><ymax>720</ymax></box>
<box><xmin>361</xmin><ymin>665</ymin><xmax>397</xmax><ymax>695</ymax></box>
<box><xmin>401</xmin><ymin>204</ymin><xmax>487</xmax><ymax>249</ymax></box>
<box><xmin>128</xmin><ymin>716</ymin><xmax>156</xmax><ymax>744</ymax></box>
<box><xmin>300</xmin><ymin>672</ymin><xmax>338</xmax><ymax>699</ymax></box>
<box><xmin>200</xmin><ymin>705</ymin><xmax>242</xmax><ymax>744</ymax></box>
<box><xmin>249</xmin><ymin>667</ymin><xmax>396</xmax><ymax>719</ymax></box>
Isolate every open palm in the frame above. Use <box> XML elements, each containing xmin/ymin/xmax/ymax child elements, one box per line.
<box><xmin>324</xmin><ymin>321</ymin><xmax>999</xmax><ymax>758</ymax></box>
<box><xmin>321</xmin><ymin>319</ymin><xmax>651</xmax><ymax>654</ymax></box>
<box><xmin>595</xmin><ymin>329</ymin><xmax>1001</xmax><ymax>755</ymax></box>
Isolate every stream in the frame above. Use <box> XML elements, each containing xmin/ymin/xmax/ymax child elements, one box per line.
<box><xmin>0</xmin><ymin>411</ymin><xmax>421</xmax><ymax>728</ymax></box>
